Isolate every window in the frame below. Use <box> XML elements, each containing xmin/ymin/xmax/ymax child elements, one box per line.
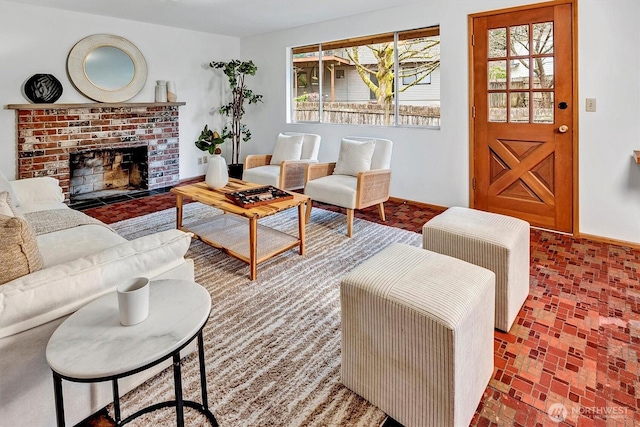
<box><xmin>290</xmin><ymin>25</ymin><xmax>440</xmax><ymax>127</ymax></box>
<box><xmin>402</xmin><ymin>67</ymin><xmax>431</xmax><ymax>85</ymax></box>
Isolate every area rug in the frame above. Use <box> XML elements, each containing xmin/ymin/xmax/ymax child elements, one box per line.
<box><xmin>110</xmin><ymin>203</ymin><xmax>422</xmax><ymax>426</ymax></box>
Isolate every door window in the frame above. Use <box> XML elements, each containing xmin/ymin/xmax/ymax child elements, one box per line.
<box><xmin>487</xmin><ymin>22</ymin><xmax>554</xmax><ymax>124</ymax></box>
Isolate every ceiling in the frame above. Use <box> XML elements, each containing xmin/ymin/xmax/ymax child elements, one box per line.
<box><xmin>6</xmin><ymin>0</ymin><xmax>422</xmax><ymax>38</ymax></box>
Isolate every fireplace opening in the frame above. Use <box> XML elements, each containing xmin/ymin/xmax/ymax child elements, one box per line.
<box><xmin>69</xmin><ymin>147</ymin><xmax>148</xmax><ymax>203</ymax></box>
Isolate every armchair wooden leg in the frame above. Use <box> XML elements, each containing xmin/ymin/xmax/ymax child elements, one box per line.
<box><xmin>378</xmin><ymin>202</ymin><xmax>386</xmax><ymax>221</ymax></box>
<box><xmin>305</xmin><ymin>200</ymin><xmax>312</xmax><ymax>224</ymax></box>
<box><xmin>346</xmin><ymin>209</ymin><xmax>354</xmax><ymax>237</ymax></box>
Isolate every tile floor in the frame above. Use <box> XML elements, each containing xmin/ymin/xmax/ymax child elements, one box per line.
<box><xmin>80</xmin><ymin>183</ymin><xmax>640</xmax><ymax>427</ymax></box>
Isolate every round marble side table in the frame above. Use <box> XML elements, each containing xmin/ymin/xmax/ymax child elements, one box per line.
<box><xmin>46</xmin><ymin>279</ymin><xmax>217</xmax><ymax>427</ymax></box>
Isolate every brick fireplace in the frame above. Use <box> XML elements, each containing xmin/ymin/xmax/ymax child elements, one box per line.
<box><xmin>8</xmin><ymin>102</ymin><xmax>185</xmax><ymax>201</ymax></box>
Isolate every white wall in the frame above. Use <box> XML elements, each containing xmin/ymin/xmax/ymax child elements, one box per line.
<box><xmin>0</xmin><ymin>1</ymin><xmax>240</xmax><ymax>181</ymax></box>
<box><xmin>241</xmin><ymin>0</ymin><xmax>640</xmax><ymax>244</ymax></box>
<box><xmin>578</xmin><ymin>0</ymin><xmax>640</xmax><ymax>244</ymax></box>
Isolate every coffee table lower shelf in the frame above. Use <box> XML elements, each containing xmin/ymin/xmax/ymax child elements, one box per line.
<box><xmin>181</xmin><ymin>214</ymin><xmax>302</xmax><ymax>278</ymax></box>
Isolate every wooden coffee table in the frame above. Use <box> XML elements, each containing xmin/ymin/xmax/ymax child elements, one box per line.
<box><xmin>171</xmin><ymin>179</ymin><xmax>309</xmax><ymax>280</ymax></box>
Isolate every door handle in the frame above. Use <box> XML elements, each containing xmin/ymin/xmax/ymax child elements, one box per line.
<box><xmin>558</xmin><ymin>125</ymin><xmax>569</xmax><ymax>133</ymax></box>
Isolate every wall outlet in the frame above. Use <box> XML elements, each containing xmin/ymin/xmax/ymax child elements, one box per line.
<box><xmin>586</xmin><ymin>98</ymin><xmax>596</xmax><ymax>112</ymax></box>
<box><xmin>203</xmin><ymin>156</ymin><xmax>208</xmax><ymax>164</ymax></box>
<box><xmin>197</xmin><ymin>157</ymin><xmax>202</xmax><ymax>165</ymax></box>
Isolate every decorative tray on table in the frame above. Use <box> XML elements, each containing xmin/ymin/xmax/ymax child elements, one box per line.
<box><xmin>225</xmin><ymin>185</ymin><xmax>293</xmax><ymax>208</ymax></box>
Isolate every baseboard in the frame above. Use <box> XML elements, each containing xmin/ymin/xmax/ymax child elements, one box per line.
<box><xmin>388</xmin><ymin>197</ymin><xmax>447</xmax><ymax>212</ymax></box>
<box><xmin>576</xmin><ymin>233</ymin><xmax>640</xmax><ymax>250</ymax></box>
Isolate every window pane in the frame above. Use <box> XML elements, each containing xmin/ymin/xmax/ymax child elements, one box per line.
<box><xmin>292</xmin><ymin>49</ymin><xmax>320</xmax><ymax>122</ymax></box>
<box><xmin>510</xmin><ymin>25</ymin><xmax>529</xmax><ymax>56</ymax></box>
<box><xmin>510</xmin><ymin>92</ymin><xmax>529</xmax><ymax>122</ymax></box>
<box><xmin>533</xmin><ymin>92</ymin><xmax>554</xmax><ymax>123</ymax></box>
<box><xmin>533</xmin><ymin>22</ymin><xmax>553</xmax><ymax>54</ymax></box>
<box><xmin>509</xmin><ymin>59</ymin><xmax>529</xmax><ymax>89</ymax></box>
<box><xmin>533</xmin><ymin>57</ymin><xmax>554</xmax><ymax>89</ymax></box>
<box><xmin>396</xmin><ymin>27</ymin><xmax>440</xmax><ymax>126</ymax></box>
<box><xmin>323</xmin><ymin>41</ymin><xmax>397</xmax><ymax>125</ymax></box>
<box><xmin>488</xmin><ymin>60</ymin><xmax>507</xmax><ymax>89</ymax></box>
<box><xmin>488</xmin><ymin>28</ymin><xmax>506</xmax><ymax>58</ymax></box>
<box><xmin>489</xmin><ymin>93</ymin><xmax>507</xmax><ymax>122</ymax></box>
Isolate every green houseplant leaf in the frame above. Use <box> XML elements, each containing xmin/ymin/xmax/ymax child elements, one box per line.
<box><xmin>194</xmin><ymin>124</ymin><xmax>226</xmax><ymax>155</ymax></box>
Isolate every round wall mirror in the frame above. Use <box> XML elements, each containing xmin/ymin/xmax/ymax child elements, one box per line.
<box><xmin>67</xmin><ymin>34</ymin><xmax>147</xmax><ymax>103</ymax></box>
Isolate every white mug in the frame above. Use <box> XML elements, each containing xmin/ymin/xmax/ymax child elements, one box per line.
<box><xmin>117</xmin><ymin>277</ymin><xmax>150</xmax><ymax>326</ymax></box>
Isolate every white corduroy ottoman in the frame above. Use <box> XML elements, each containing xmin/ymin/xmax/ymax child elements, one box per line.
<box><xmin>422</xmin><ymin>207</ymin><xmax>530</xmax><ymax>332</ymax></box>
<box><xmin>341</xmin><ymin>243</ymin><xmax>495</xmax><ymax>427</ymax></box>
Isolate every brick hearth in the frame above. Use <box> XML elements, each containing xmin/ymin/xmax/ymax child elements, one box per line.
<box><xmin>8</xmin><ymin>102</ymin><xmax>184</xmax><ymax>201</ymax></box>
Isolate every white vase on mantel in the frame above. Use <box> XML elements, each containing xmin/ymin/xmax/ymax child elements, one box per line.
<box><xmin>205</xmin><ymin>150</ymin><xmax>229</xmax><ymax>189</ymax></box>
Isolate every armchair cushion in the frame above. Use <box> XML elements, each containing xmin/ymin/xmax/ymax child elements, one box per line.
<box><xmin>333</xmin><ymin>139</ymin><xmax>376</xmax><ymax>177</ymax></box>
<box><xmin>242</xmin><ymin>165</ymin><xmax>281</xmax><ymax>188</ymax></box>
<box><xmin>0</xmin><ymin>214</ymin><xmax>44</xmax><ymax>285</ymax></box>
<box><xmin>305</xmin><ymin>174</ymin><xmax>358</xmax><ymax>209</ymax></box>
<box><xmin>270</xmin><ymin>133</ymin><xmax>304</xmax><ymax>165</ymax></box>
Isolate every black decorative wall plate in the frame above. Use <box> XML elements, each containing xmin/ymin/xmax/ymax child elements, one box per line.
<box><xmin>24</xmin><ymin>74</ymin><xmax>63</xmax><ymax>103</ymax></box>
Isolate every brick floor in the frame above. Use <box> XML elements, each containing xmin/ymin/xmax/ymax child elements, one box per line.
<box><xmin>80</xmin><ymin>181</ymin><xmax>640</xmax><ymax>426</ymax></box>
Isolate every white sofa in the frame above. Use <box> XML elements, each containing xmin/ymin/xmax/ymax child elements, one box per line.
<box><xmin>0</xmin><ymin>175</ymin><xmax>195</xmax><ymax>426</ymax></box>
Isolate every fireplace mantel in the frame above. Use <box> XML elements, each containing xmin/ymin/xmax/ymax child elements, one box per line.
<box><xmin>7</xmin><ymin>102</ymin><xmax>186</xmax><ymax>110</ymax></box>
<box><xmin>10</xmin><ymin>103</ymin><xmax>185</xmax><ymax>201</ymax></box>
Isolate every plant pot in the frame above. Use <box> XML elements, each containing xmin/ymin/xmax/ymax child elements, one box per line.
<box><xmin>228</xmin><ymin>163</ymin><xmax>244</xmax><ymax>180</ymax></box>
<box><xmin>205</xmin><ymin>154</ymin><xmax>229</xmax><ymax>189</ymax></box>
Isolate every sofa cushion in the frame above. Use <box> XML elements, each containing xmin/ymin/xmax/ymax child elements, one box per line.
<box><xmin>0</xmin><ymin>229</ymin><xmax>192</xmax><ymax>338</ymax></box>
<box><xmin>37</xmin><ymin>224</ymin><xmax>127</xmax><ymax>267</ymax></box>
<box><xmin>333</xmin><ymin>138</ymin><xmax>376</xmax><ymax>177</ymax></box>
<box><xmin>0</xmin><ymin>192</ymin><xmax>17</xmax><ymax>217</ymax></box>
<box><xmin>10</xmin><ymin>177</ymin><xmax>65</xmax><ymax>214</ymax></box>
<box><xmin>0</xmin><ymin>214</ymin><xmax>44</xmax><ymax>285</ymax></box>
<box><xmin>270</xmin><ymin>133</ymin><xmax>304</xmax><ymax>165</ymax></box>
<box><xmin>0</xmin><ymin>170</ymin><xmax>20</xmax><ymax>207</ymax></box>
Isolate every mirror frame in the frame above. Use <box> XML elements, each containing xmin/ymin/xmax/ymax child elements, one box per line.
<box><xmin>67</xmin><ymin>34</ymin><xmax>148</xmax><ymax>103</ymax></box>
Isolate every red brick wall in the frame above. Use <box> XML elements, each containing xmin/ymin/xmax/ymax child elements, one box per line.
<box><xmin>14</xmin><ymin>105</ymin><xmax>180</xmax><ymax>201</ymax></box>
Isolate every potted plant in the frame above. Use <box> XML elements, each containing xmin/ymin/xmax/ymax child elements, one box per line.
<box><xmin>195</xmin><ymin>124</ymin><xmax>228</xmax><ymax>189</ymax></box>
<box><xmin>209</xmin><ymin>59</ymin><xmax>263</xmax><ymax>179</ymax></box>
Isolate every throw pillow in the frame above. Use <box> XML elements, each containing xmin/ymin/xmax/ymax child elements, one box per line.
<box><xmin>0</xmin><ymin>214</ymin><xmax>44</xmax><ymax>285</ymax></box>
<box><xmin>0</xmin><ymin>170</ymin><xmax>19</xmax><ymax>207</ymax></box>
<box><xmin>270</xmin><ymin>133</ymin><xmax>304</xmax><ymax>165</ymax></box>
<box><xmin>333</xmin><ymin>139</ymin><xmax>376</xmax><ymax>176</ymax></box>
<box><xmin>0</xmin><ymin>191</ymin><xmax>16</xmax><ymax>217</ymax></box>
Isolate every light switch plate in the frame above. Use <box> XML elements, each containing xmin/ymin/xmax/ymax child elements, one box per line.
<box><xmin>586</xmin><ymin>98</ymin><xmax>596</xmax><ymax>112</ymax></box>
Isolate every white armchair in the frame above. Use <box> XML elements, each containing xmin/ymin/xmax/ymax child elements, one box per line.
<box><xmin>304</xmin><ymin>137</ymin><xmax>393</xmax><ymax>237</ymax></box>
<box><xmin>242</xmin><ymin>132</ymin><xmax>321</xmax><ymax>190</ymax></box>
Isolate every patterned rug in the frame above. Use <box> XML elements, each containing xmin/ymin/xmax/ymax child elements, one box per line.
<box><xmin>110</xmin><ymin>203</ymin><xmax>422</xmax><ymax>426</ymax></box>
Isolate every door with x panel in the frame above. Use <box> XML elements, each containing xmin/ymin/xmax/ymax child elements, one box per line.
<box><xmin>472</xmin><ymin>2</ymin><xmax>574</xmax><ymax>232</ymax></box>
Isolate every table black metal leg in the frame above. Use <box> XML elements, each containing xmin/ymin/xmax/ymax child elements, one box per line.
<box><xmin>198</xmin><ymin>332</ymin><xmax>209</xmax><ymax>411</ymax></box>
<box><xmin>172</xmin><ymin>352</ymin><xmax>184</xmax><ymax>427</ymax></box>
<box><xmin>53</xmin><ymin>372</ymin><xmax>65</xmax><ymax>427</ymax></box>
<box><xmin>112</xmin><ymin>378</ymin><xmax>121</xmax><ymax>423</ymax></box>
